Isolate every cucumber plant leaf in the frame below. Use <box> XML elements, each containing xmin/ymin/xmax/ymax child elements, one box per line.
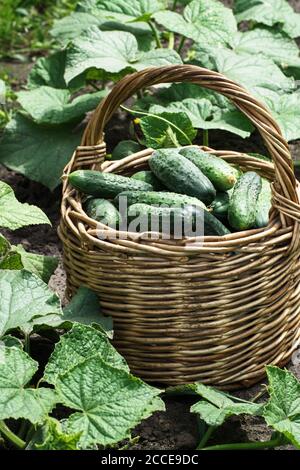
<box><xmin>234</xmin><ymin>0</ymin><xmax>300</xmax><ymax>39</ymax></box>
<box><xmin>139</xmin><ymin>110</ymin><xmax>196</xmax><ymax>148</ymax></box>
<box><xmin>0</xmin><ymin>181</ymin><xmax>50</xmax><ymax>230</ymax></box>
<box><xmin>263</xmin><ymin>366</ymin><xmax>300</xmax><ymax>449</ymax></box>
<box><xmin>0</xmin><ymin>114</ymin><xmax>82</xmax><ymax>190</ymax></box>
<box><xmin>191</xmin><ymin>383</ymin><xmax>263</xmax><ymax>426</ymax></box>
<box><xmin>28</xmin><ymin>51</ymin><xmax>68</xmax><ymax>89</ymax></box>
<box><xmin>192</xmin><ymin>46</ymin><xmax>295</xmax><ymax>101</ymax></box>
<box><xmin>0</xmin><ymin>244</ymin><xmax>59</xmax><ymax>283</ymax></box>
<box><xmin>94</xmin><ymin>0</ymin><xmax>167</xmax><ymax>22</ymax></box>
<box><xmin>43</xmin><ymin>324</ymin><xmax>128</xmax><ymax>386</ymax></box>
<box><xmin>32</xmin><ymin>418</ymin><xmax>82</xmax><ymax>450</ymax></box>
<box><xmin>150</xmin><ymin>98</ymin><xmax>253</xmax><ymax>138</ymax></box>
<box><xmin>154</xmin><ymin>0</ymin><xmax>237</xmax><ymax>46</ymax></box>
<box><xmin>264</xmin><ymin>92</ymin><xmax>300</xmax><ymax>142</ymax></box>
<box><xmin>17</xmin><ymin>87</ymin><xmax>107</xmax><ymax>125</ymax></box>
<box><xmin>61</xmin><ymin>286</ymin><xmax>113</xmax><ymax>338</ymax></box>
<box><xmin>0</xmin><ymin>346</ymin><xmax>58</xmax><ymax>423</ymax></box>
<box><xmin>54</xmin><ymin>355</ymin><xmax>165</xmax><ymax>447</ymax></box>
<box><xmin>232</xmin><ymin>27</ymin><xmax>300</xmax><ymax>70</ymax></box>
<box><xmin>64</xmin><ymin>27</ymin><xmax>181</xmax><ymax>84</ymax></box>
<box><xmin>0</xmin><ymin>270</ymin><xmax>62</xmax><ymax>337</ymax></box>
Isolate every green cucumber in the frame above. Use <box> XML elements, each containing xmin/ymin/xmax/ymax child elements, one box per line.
<box><xmin>127</xmin><ymin>203</ymin><xmax>230</xmax><ymax>236</ymax></box>
<box><xmin>114</xmin><ymin>190</ymin><xmax>207</xmax><ymax>211</ymax></box>
<box><xmin>68</xmin><ymin>170</ymin><xmax>153</xmax><ymax>198</ymax></box>
<box><xmin>84</xmin><ymin>198</ymin><xmax>121</xmax><ymax>228</ymax></box>
<box><xmin>149</xmin><ymin>149</ymin><xmax>216</xmax><ymax>205</ymax></box>
<box><xmin>211</xmin><ymin>192</ymin><xmax>230</xmax><ymax>220</ymax></box>
<box><xmin>111</xmin><ymin>140</ymin><xmax>141</xmax><ymax>160</ymax></box>
<box><xmin>255</xmin><ymin>178</ymin><xmax>272</xmax><ymax>228</ymax></box>
<box><xmin>131</xmin><ymin>171</ymin><xmax>164</xmax><ymax>191</ymax></box>
<box><xmin>228</xmin><ymin>172</ymin><xmax>262</xmax><ymax>231</ymax></box>
<box><xmin>179</xmin><ymin>147</ymin><xmax>239</xmax><ymax>191</ymax></box>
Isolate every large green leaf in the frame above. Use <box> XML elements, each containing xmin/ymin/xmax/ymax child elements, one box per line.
<box><xmin>61</xmin><ymin>286</ymin><xmax>113</xmax><ymax>337</ymax></box>
<box><xmin>0</xmin><ymin>346</ymin><xmax>57</xmax><ymax>423</ymax></box>
<box><xmin>17</xmin><ymin>87</ymin><xmax>107</xmax><ymax>125</ymax></box>
<box><xmin>264</xmin><ymin>93</ymin><xmax>300</xmax><ymax>142</ymax></box>
<box><xmin>234</xmin><ymin>0</ymin><xmax>300</xmax><ymax>39</ymax></box>
<box><xmin>0</xmin><ymin>244</ymin><xmax>59</xmax><ymax>283</ymax></box>
<box><xmin>193</xmin><ymin>46</ymin><xmax>295</xmax><ymax>101</ymax></box>
<box><xmin>0</xmin><ymin>181</ymin><xmax>50</xmax><ymax>230</ymax></box>
<box><xmin>0</xmin><ymin>114</ymin><xmax>81</xmax><ymax>190</ymax></box>
<box><xmin>191</xmin><ymin>383</ymin><xmax>262</xmax><ymax>426</ymax></box>
<box><xmin>150</xmin><ymin>98</ymin><xmax>253</xmax><ymax>138</ymax></box>
<box><xmin>56</xmin><ymin>355</ymin><xmax>164</xmax><ymax>447</ymax></box>
<box><xmin>64</xmin><ymin>27</ymin><xmax>182</xmax><ymax>84</ymax></box>
<box><xmin>263</xmin><ymin>366</ymin><xmax>300</xmax><ymax>449</ymax></box>
<box><xmin>0</xmin><ymin>270</ymin><xmax>62</xmax><ymax>337</ymax></box>
<box><xmin>137</xmin><ymin>83</ymin><xmax>254</xmax><ymax>138</ymax></box>
<box><xmin>28</xmin><ymin>51</ymin><xmax>68</xmax><ymax>89</ymax></box>
<box><xmin>43</xmin><ymin>324</ymin><xmax>128</xmax><ymax>386</ymax></box>
<box><xmin>95</xmin><ymin>0</ymin><xmax>166</xmax><ymax>22</ymax></box>
<box><xmin>232</xmin><ymin>27</ymin><xmax>300</xmax><ymax>70</ymax></box>
<box><xmin>139</xmin><ymin>110</ymin><xmax>197</xmax><ymax>148</ymax></box>
<box><xmin>154</xmin><ymin>0</ymin><xmax>237</xmax><ymax>45</ymax></box>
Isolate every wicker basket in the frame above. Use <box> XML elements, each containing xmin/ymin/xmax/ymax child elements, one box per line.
<box><xmin>60</xmin><ymin>65</ymin><xmax>300</xmax><ymax>389</ymax></box>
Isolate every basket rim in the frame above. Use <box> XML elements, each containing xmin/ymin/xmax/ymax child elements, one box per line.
<box><xmin>60</xmin><ymin>145</ymin><xmax>300</xmax><ymax>256</ymax></box>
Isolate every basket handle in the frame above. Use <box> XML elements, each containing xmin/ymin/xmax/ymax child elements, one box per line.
<box><xmin>81</xmin><ymin>64</ymin><xmax>298</xmax><ymax>206</ymax></box>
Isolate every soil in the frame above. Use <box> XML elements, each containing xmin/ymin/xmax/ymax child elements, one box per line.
<box><xmin>1</xmin><ymin>0</ymin><xmax>300</xmax><ymax>451</ymax></box>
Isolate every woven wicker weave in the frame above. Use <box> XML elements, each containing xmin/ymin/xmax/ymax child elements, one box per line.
<box><xmin>60</xmin><ymin>65</ymin><xmax>300</xmax><ymax>389</ymax></box>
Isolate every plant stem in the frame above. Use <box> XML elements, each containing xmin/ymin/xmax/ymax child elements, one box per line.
<box><xmin>177</xmin><ymin>36</ymin><xmax>186</xmax><ymax>54</ymax></box>
<box><xmin>251</xmin><ymin>386</ymin><xmax>268</xmax><ymax>403</ymax></box>
<box><xmin>148</xmin><ymin>20</ymin><xmax>162</xmax><ymax>48</ymax></box>
<box><xmin>168</xmin><ymin>32</ymin><xmax>175</xmax><ymax>49</ymax></box>
<box><xmin>24</xmin><ymin>333</ymin><xmax>30</xmax><ymax>355</ymax></box>
<box><xmin>201</xmin><ymin>436</ymin><xmax>282</xmax><ymax>451</ymax></box>
<box><xmin>121</xmin><ymin>104</ymin><xmax>193</xmax><ymax>145</ymax></box>
<box><xmin>0</xmin><ymin>421</ymin><xmax>26</xmax><ymax>449</ymax></box>
<box><xmin>197</xmin><ymin>425</ymin><xmax>216</xmax><ymax>449</ymax></box>
<box><xmin>172</xmin><ymin>0</ymin><xmax>178</xmax><ymax>10</ymax></box>
<box><xmin>203</xmin><ymin>129</ymin><xmax>209</xmax><ymax>147</ymax></box>
<box><xmin>87</xmin><ymin>80</ymin><xmax>101</xmax><ymax>91</ymax></box>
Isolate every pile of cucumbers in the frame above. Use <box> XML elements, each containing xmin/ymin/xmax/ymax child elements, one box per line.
<box><xmin>68</xmin><ymin>147</ymin><xmax>272</xmax><ymax>237</ymax></box>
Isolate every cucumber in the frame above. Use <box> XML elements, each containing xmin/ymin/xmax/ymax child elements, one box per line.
<box><xmin>228</xmin><ymin>172</ymin><xmax>262</xmax><ymax>231</ymax></box>
<box><xmin>127</xmin><ymin>203</ymin><xmax>230</xmax><ymax>236</ymax></box>
<box><xmin>204</xmin><ymin>210</ymin><xmax>231</xmax><ymax>236</ymax></box>
<box><xmin>211</xmin><ymin>192</ymin><xmax>230</xmax><ymax>220</ymax></box>
<box><xmin>84</xmin><ymin>198</ymin><xmax>121</xmax><ymax>228</ymax></box>
<box><xmin>248</xmin><ymin>153</ymin><xmax>272</xmax><ymax>163</ymax></box>
<box><xmin>255</xmin><ymin>178</ymin><xmax>272</xmax><ymax>228</ymax></box>
<box><xmin>111</xmin><ymin>140</ymin><xmax>141</xmax><ymax>160</ymax></box>
<box><xmin>149</xmin><ymin>149</ymin><xmax>216</xmax><ymax>205</ymax></box>
<box><xmin>114</xmin><ymin>190</ymin><xmax>207</xmax><ymax>211</ymax></box>
<box><xmin>131</xmin><ymin>171</ymin><xmax>164</xmax><ymax>191</ymax></box>
<box><xmin>127</xmin><ymin>203</ymin><xmax>194</xmax><ymax>235</ymax></box>
<box><xmin>179</xmin><ymin>147</ymin><xmax>239</xmax><ymax>191</ymax></box>
<box><xmin>68</xmin><ymin>170</ymin><xmax>153</xmax><ymax>198</ymax></box>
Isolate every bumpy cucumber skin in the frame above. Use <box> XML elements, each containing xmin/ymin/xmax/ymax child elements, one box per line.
<box><xmin>228</xmin><ymin>172</ymin><xmax>262</xmax><ymax>230</ymax></box>
<box><xmin>180</xmin><ymin>147</ymin><xmax>239</xmax><ymax>191</ymax></box>
<box><xmin>111</xmin><ymin>140</ymin><xmax>141</xmax><ymax>160</ymax></box>
<box><xmin>211</xmin><ymin>192</ymin><xmax>230</xmax><ymax>220</ymax></box>
<box><xmin>255</xmin><ymin>178</ymin><xmax>272</xmax><ymax>228</ymax></box>
<box><xmin>149</xmin><ymin>149</ymin><xmax>216</xmax><ymax>205</ymax></box>
<box><xmin>127</xmin><ymin>203</ymin><xmax>230</xmax><ymax>236</ymax></box>
<box><xmin>68</xmin><ymin>170</ymin><xmax>153</xmax><ymax>198</ymax></box>
<box><xmin>115</xmin><ymin>190</ymin><xmax>207</xmax><ymax>211</ymax></box>
<box><xmin>131</xmin><ymin>171</ymin><xmax>164</xmax><ymax>191</ymax></box>
<box><xmin>84</xmin><ymin>198</ymin><xmax>121</xmax><ymax>228</ymax></box>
